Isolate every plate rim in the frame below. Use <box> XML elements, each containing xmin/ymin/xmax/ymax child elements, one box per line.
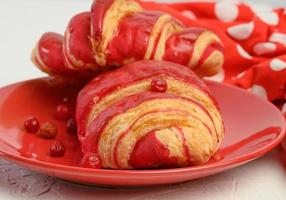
<box><xmin>0</xmin><ymin>78</ymin><xmax>285</xmax><ymax>176</ymax></box>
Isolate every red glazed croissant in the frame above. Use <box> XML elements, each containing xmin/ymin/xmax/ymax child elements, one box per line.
<box><xmin>32</xmin><ymin>0</ymin><xmax>224</xmax><ymax>79</ymax></box>
<box><xmin>76</xmin><ymin>60</ymin><xmax>224</xmax><ymax>169</ymax></box>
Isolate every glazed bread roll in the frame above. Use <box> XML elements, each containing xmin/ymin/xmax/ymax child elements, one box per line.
<box><xmin>32</xmin><ymin>0</ymin><xmax>224</xmax><ymax>79</ymax></box>
<box><xmin>76</xmin><ymin>60</ymin><xmax>224</xmax><ymax>169</ymax></box>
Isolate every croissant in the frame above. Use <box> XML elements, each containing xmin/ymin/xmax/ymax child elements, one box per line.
<box><xmin>32</xmin><ymin>0</ymin><xmax>224</xmax><ymax>79</ymax></box>
<box><xmin>76</xmin><ymin>60</ymin><xmax>224</xmax><ymax>169</ymax></box>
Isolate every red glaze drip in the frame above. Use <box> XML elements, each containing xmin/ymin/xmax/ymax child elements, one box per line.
<box><xmin>149</xmin><ymin>19</ymin><xmax>185</xmax><ymax>60</ymax></box>
<box><xmin>112</xmin><ymin>109</ymin><xmax>190</xmax><ymax>168</ymax></box>
<box><xmin>193</xmin><ymin>42</ymin><xmax>224</xmax><ymax>71</ymax></box>
<box><xmin>83</xmin><ymin>92</ymin><xmax>179</xmax><ymax>153</ymax></box>
<box><xmin>76</xmin><ymin>60</ymin><xmax>218</xmax><ymax>138</ymax></box>
<box><xmin>37</xmin><ymin>33</ymin><xmax>96</xmax><ymax>79</ymax></box>
<box><xmin>64</xmin><ymin>12</ymin><xmax>96</xmax><ymax>68</ymax></box>
<box><xmin>163</xmin><ymin>28</ymin><xmax>203</xmax><ymax>66</ymax></box>
<box><xmin>106</xmin><ymin>11</ymin><xmax>161</xmax><ymax>65</ymax></box>
<box><xmin>81</xmin><ymin>91</ymin><xmax>215</xmax><ymax>157</ymax></box>
<box><xmin>149</xmin><ymin>18</ymin><xmax>172</xmax><ymax>59</ymax></box>
<box><xmin>90</xmin><ymin>0</ymin><xmax>115</xmax><ymax>41</ymax></box>
<box><xmin>38</xmin><ymin>32</ymin><xmax>66</xmax><ymax>73</ymax></box>
<box><xmin>175</xmin><ymin>127</ymin><xmax>192</xmax><ymax>163</ymax></box>
<box><xmin>112</xmin><ymin>108</ymin><xmax>214</xmax><ymax>167</ymax></box>
<box><xmin>129</xmin><ymin>130</ymin><xmax>179</xmax><ymax>169</ymax></box>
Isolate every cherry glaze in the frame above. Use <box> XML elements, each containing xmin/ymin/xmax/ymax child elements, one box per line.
<box><xmin>77</xmin><ymin>60</ymin><xmax>218</xmax><ymax>138</ymax></box>
<box><xmin>64</xmin><ymin>12</ymin><xmax>96</xmax><ymax>68</ymax></box>
<box><xmin>129</xmin><ymin>130</ymin><xmax>179</xmax><ymax>169</ymax></box>
<box><xmin>106</xmin><ymin>12</ymin><xmax>160</xmax><ymax>64</ymax></box>
<box><xmin>90</xmin><ymin>0</ymin><xmax>115</xmax><ymax>41</ymax></box>
<box><xmin>82</xmin><ymin>91</ymin><xmax>215</xmax><ymax>156</ymax></box>
<box><xmin>38</xmin><ymin>33</ymin><xmax>66</xmax><ymax>73</ymax></box>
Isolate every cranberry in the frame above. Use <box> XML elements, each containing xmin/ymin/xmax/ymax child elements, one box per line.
<box><xmin>24</xmin><ymin>117</ymin><xmax>40</xmax><ymax>133</ymax></box>
<box><xmin>81</xmin><ymin>153</ymin><xmax>102</xmax><ymax>169</ymax></box>
<box><xmin>49</xmin><ymin>141</ymin><xmax>65</xmax><ymax>157</ymax></box>
<box><xmin>55</xmin><ymin>104</ymin><xmax>71</xmax><ymax>121</ymax></box>
<box><xmin>150</xmin><ymin>77</ymin><xmax>167</xmax><ymax>92</ymax></box>
<box><xmin>38</xmin><ymin>122</ymin><xmax>57</xmax><ymax>139</ymax></box>
<box><xmin>66</xmin><ymin>118</ymin><xmax>77</xmax><ymax>135</ymax></box>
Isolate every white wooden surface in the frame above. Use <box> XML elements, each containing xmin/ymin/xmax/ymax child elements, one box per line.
<box><xmin>0</xmin><ymin>1</ymin><xmax>286</xmax><ymax>199</ymax></box>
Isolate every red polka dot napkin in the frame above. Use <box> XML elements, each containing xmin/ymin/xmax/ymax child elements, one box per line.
<box><xmin>138</xmin><ymin>1</ymin><xmax>286</xmax><ymax>111</ymax></box>
<box><xmin>138</xmin><ymin>0</ymin><xmax>286</xmax><ymax>145</ymax></box>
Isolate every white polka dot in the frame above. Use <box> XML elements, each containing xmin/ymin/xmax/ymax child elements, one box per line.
<box><xmin>236</xmin><ymin>44</ymin><xmax>252</xmax><ymax>59</ymax></box>
<box><xmin>215</xmin><ymin>1</ymin><xmax>239</xmax><ymax>22</ymax></box>
<box><xmin>269</xmin><ymin>32</ymin><xmax>286</xmax><ymax>46</ymax></box>
<box><xmin>270</xmin><ymin>59</ymin><xmax>286</xmax><ymax>71</ymax></box>
<box><xmin>253</xmin><ymin>42</ymin><xmax>276</xmax><ymax>56</ymax></box>
<box><xmin>181</xmin><ymin>10</ymin><xmax>196</xmax><ymax>20</ymax></box>
<box><xmin>249</xmin><ymin>3</ymin><xmax>279</xmax><ymax>26</ymax></box>
<box><xmin>248</xmin><ymin>85</ymin><xmax>268</xmax><ymax>100</ymax></box>
<box><xmin>227</xmin><ymin>22</ymin><xmax>254</xmax><ymax>40</ymax></box>
<box><xmin>249</xmin><ymin>3</ymin><xmax>272</xmax><ymax>13</ymax></box>
<box><xmin>258</xmin><ymin>12</ymin><xmax>279</xmax><ymax>26</ymax></box>
<box><xmin>204</xmin><ymin>69</ymin><xmax>225</xmax><ymax>82</ymax></box>
<box><xmin>282</xmin><ymin>103</ymin><xmax>286</xmax><ymax>114</ymax></box>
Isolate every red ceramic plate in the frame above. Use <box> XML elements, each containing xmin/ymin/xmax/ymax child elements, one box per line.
<box><xmin>0</xmin><ymin>78</ymin><xmax>285</xmax><ymax>187</ymax></box>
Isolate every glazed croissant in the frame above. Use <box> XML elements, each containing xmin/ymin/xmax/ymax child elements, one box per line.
<box><xmin>77</xmin><ymin>60</ymin><xmax>224</xmax><ymax>169</ymax></box>
<box><xmin>32</xmin><ymin>0</ymin><xmax>224</xmax><ymax>79</ymax></box>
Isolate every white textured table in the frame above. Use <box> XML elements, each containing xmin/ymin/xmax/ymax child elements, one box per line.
<box><xmin>0</xmin><ymin>1</ymin><xmax>286</xmax><ymax>199</ymax></box>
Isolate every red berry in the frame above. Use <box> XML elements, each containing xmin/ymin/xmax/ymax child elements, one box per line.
<box><xmin>151</xmin><ymin>78</ymin><xmax>167</xmax><ymax>92</ymax></box>
<box><xmin>55</xmin><ymin>104</ymin><xmax>71</xmax><ymax>121</ymax></box>
<box><xmin>81</xmin><ymin>153</ymin><xmax>102</xmax><ymax>169</ymax></box>
<box><xmin>38</xmin><ymin>122</ymin><xmax>57</xmax><ymax>139</ymax></box>
<box><xmin>24</xmin><ymin>117</ymin><xmax>40</xmax><ymax>133</ymax></box>
<box><xmin>212</xmin><ymin>153</ymin><xmax>223</xmax><ymax>162</ymax></box>
<box><xmin>66</xmin><ymin>118</ymin><xmax>77</xmax><ymax>135</ymax></box>
<box><xmin>62</xmin><ymin>97</ymin><xmax>69</xmax><ymax>103</ymax></box>
<box><xmin>49</xmin><ymin>141</ymin><xmax>65</xmax><ymax>157</ymax></box>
